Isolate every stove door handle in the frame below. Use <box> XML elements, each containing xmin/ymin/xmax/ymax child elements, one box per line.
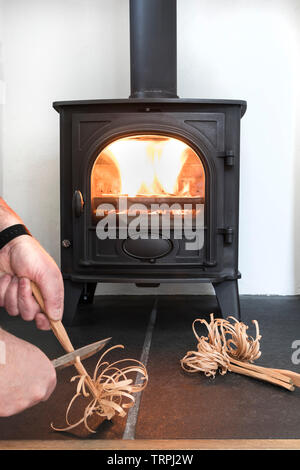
<box><xmin>73</xmin><ymin>190</ymin><xmax>84</xmax><ymax>217</ymax></box>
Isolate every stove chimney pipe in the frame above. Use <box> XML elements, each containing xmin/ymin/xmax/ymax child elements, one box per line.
<box><xmin>129</xmin><ymin>0</ymin><xmax>178</xmax><ymax>99</ymax></box>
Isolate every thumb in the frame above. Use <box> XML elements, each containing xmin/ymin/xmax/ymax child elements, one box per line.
<box><xmin>34</xmin><ymin>270</ymin><xmax>64</xmax><ymax>321</ymax></box>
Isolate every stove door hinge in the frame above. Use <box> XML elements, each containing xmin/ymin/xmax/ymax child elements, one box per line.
<box><xmin>217</xmin><ymin>227</ymin><xmax>234</xmax><ymax>244</ymax></box>
<box><xmin>217</xmin><ymin>150</ymin><xmax>234</xmax><ymax>167</ymax></box>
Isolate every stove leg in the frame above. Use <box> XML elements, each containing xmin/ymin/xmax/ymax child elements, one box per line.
<box><xmin>79</xmin><ymin>283</ymin><xmax>97</xmax><ymax>304</ymax></box>
<box><xmin>212</xmin><ymin>279</ymin><xmax>241</xmax><ymax>320</ymax></box>
<box><xmin>62</xmin><ymin>280</ymin><xmax>84</xmax><ymax>326</ymax></box>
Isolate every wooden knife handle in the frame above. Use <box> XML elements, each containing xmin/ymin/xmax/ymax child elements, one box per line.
<box><xmin>30</xmin><ymin>281</ymin><xmax>74</xmax><ymax>354</ymax></box>
<box><xmin>30</xmin><ymin>281</ymin><xmax>100</xmax><ymax>399</ymax></box>
<box><xmin>0</xmin><ymin>273</ymin><xmax>99</xmax><ymax>399</ymax></box>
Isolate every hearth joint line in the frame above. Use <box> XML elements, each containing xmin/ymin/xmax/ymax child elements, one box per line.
<box><xmin>122</xmin><ymin>298</ymin><xmax>158</xmax><ymax>439</ymax></box>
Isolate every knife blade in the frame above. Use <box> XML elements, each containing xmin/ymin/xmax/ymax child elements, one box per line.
<box><xmin>51</xmin><ymin>337</ymin><xmax>111</xmax><ymax>370</ymax></box>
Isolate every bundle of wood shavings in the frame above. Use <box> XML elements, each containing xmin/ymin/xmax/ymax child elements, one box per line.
<box><xmin>52</xmin><ymin>344</ymin><xmax>148</xmax><ymax>434</ymax></box>
<box><xmin>181</xmin><ymin>314</ymin><xmax>300</xmax><ymax>391</ymax></box>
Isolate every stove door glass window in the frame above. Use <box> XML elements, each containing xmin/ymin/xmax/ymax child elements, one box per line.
<box><xmin>91</xmin><ymin>135</ymin><xmax>205</xmax><ymax>250</ymax></box>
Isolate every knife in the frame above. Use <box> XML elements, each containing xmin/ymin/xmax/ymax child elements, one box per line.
<box><xmin>51</xmin><ymin>337</ymin><xmax>111</xmax><ymax>370</ymax></box>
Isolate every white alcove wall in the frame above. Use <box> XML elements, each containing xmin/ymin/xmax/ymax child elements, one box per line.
<box><xmin>0</xmin><ymin>0</ymin><xmax>299</xmax><ymax>295</ymax></box>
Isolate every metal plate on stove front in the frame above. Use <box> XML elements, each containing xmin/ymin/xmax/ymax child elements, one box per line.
<box><xmin>122</xmin><ymin>238</ymin><xmax>173</xmax><ymax>260</ymax></box>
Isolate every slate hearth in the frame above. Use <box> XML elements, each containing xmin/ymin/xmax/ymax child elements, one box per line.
<box><xmin>1</xmin><ymin>295</ymin><xmax>300</xmax><ymax>441</ymax></box>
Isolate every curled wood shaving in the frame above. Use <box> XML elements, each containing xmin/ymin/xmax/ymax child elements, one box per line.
<box><xmin>181</xmin><ymin>314</ymin><xmax>261</xmax><ymax>377</ymax></box>
<box><xmin>218</xmin><ymin>315</ymin><xmax>261</xmax><ymax>362</ymax></box>
<box><xmin>52</xmin><ymin>345</ymin><xmax>148</xmax><ymax>433</ymax></box>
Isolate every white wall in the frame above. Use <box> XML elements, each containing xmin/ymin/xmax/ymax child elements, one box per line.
<box><xmin>293</xmin><ymin>3</ymin><xmax>300</xmax><ymax>294</ymax></box>
<box><xmin>0</xmin><ymin>0</ymin><xmax>299</xmax><ymax>295</ymax></box>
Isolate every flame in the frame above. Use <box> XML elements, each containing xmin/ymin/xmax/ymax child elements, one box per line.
<box><xmin>91</xmin><ymin>135</ymin><xmax>205</xmax><ymax>199</ymax></box>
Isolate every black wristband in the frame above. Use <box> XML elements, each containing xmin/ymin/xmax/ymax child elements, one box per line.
<box><xmin>0</xmin><ymin>224</ymin><xmax>32</xmax><ymax>250</ymax></box>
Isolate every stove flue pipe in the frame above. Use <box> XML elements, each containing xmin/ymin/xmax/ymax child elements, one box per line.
<box><xmin>129</xmin><ymin>0</ymin><xmax>178</xmax><ymax>99</ymax></box>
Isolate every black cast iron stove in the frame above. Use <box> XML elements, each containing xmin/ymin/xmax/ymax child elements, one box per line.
<box><xmin>54</xmin><ymin>0</ymin><xmax>246</xmax><ymax>325</ymax></box>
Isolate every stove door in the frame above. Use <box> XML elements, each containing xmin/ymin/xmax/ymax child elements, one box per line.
<box><xmin>68</xmin><ymin>110</ymin><xmax>225</xmax><ymax>275</ymax></box>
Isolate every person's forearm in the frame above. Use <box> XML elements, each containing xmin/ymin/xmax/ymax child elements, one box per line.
<box><xmin>0</xmin><ymin>198</ymin><xmax>22</xmax><ymax>231</ymax></box>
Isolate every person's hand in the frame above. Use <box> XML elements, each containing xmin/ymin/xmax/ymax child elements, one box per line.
<box><xmin>0</xmin><ymin>198</ymin><xmax>63</xmax><ymax>329</ymax></box>
<box><xmin>0</xmin><ymin>234</ymin><xmax>64</xmax><ymax>329</ymax></box>
<box><xmin>0</xmin><ymin>329</ymin><xmax>57</xmax><ymax>417</ymax></box>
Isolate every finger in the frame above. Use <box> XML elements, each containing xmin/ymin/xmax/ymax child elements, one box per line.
<box><xmin>35</xmin><ymin>313</ymin><xmax>51</xmax><ymax>331</ymax></box>
<box><xmin>18</xmin><ymin>277</ymin><xmax>40</xmax><ymax>321</ymax></box>
<box><xmin>0</xmin><ymin>274</ymin><xmax>12</xmax><ymax>306</ymax></box>
<box><xmin>36</xmin><ymin>269</ymin><xmax>64</xmax><ymax>321</ymax></box>
<box><xmin>4</xmin><ymin>276</ymin><xmax>20</xmax><ymax>317</ymax></box>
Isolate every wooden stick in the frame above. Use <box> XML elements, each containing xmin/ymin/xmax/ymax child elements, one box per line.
<box><xmin>229</xmin><ymin>358</ymin><xmax>293</xmax><ymax>385</ymax></box>
<box><xmin>228</xmin><ymin>363</ymin><xmax>295</xmax><ymax>392</ymax></box>
<box><xmin>271</xmin><ymin>369</ymin><xmax>300</xmax><ymax>388</ymax></box>
<box><xmin>30</xmin><ymin>282</ymin><xmax>100</xmax><ymax>401</ymax></box>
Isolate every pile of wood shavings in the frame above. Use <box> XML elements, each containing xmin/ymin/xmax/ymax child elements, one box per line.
<box><xmin>181</xmin><ymin>314</ymin><xmax>261</xmax><ymax>377</ymax></box>
<box><xmin>52</xmin><ymin>344</ymin><xmax>148</xmax><ymax>433</ymax></box>
<box><xmin>181</xmin><ymin>314</ymin><xmax>299</xmax><ymax>391</ymax></box>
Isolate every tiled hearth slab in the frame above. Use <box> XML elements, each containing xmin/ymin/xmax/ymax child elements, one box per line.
<box><xmin>0</xmin><ymin>295</ymin><xmax>300</xmax><ymax>442</ymax></box>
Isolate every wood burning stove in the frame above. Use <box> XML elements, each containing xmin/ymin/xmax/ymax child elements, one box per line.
<box><xmin>54</xmin><ymin>0</ymin><xmax>246</xmax><ymax>324</ymax></box>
